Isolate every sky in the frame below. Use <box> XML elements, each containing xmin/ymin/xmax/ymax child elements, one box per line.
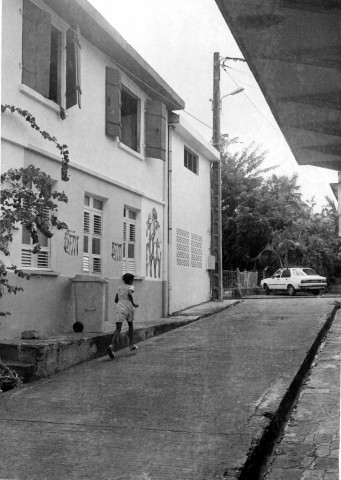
<box><xmin>88</xmin><ymin>0</ymin><xmax>338</xmax><ymax>209</ymax></box>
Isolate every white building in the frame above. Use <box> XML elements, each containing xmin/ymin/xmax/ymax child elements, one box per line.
<box><xmin>1</xmin><ymin>0</ymin><xmax>219</xmax><ymax>340</ymax></box>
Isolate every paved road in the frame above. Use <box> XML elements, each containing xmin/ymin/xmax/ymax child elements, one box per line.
<box><xmin>0</xmin><ymin>297</ymin><xmax>337</xmax><ymax>480</ymax></box>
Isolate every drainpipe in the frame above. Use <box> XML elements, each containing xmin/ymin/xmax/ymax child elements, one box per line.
<box><xmin>338</xmin><ymin>171</ymin><xmax>341</xmax><ymax>237</ymax></box>
<box><xmin>162</xmin><ymin>118</ymin><xmax>170</xmax><ymax>318</ymax></box>
<box><xmin>167</xmin><ymin>123</ymin><xmax>175</xmax><ymax>315</ymax></box>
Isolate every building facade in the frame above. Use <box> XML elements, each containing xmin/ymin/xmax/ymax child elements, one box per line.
<box><xmin>1</xmin><ymin>0</ymin><xmax>219</xmax><ymax>339</ymax></box>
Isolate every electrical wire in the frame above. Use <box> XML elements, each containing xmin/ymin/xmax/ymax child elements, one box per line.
<box><xmin>222</xmin><ymin>69</ymin><xmax>279</xmax><ymax>132</ymax></box>
<box><xmin>223</xmin><ymin>65</ymin><xmax>254</xmax><ymax>79</ymax></box>
<box><xmin>182</xmin><ymin>110</ymin><xmax>213</xmax><ymax>129</ymax></box>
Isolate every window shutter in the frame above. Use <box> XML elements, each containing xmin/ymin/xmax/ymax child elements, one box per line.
<box><xmin>106</xmin><ymin>67</ymin><xmax>121</xmax><ymax>138</ymax></box>
<box><xmin>145</xmin><ymin>100</ymin><xmax>167</xmax><ymax>161</ymax></box>
<box><xmin>93</xmin><ymin>214</ymin><xmax>102</xmax><ymax>236</ymax></box>
<box><xmin>84</xmin><ymin>211</ymin><xmax>90</xmax><ymax>233</ymax></box>
<box><xmin>66</xmin><ymin>27</ymin><xmax>82</xmax><ymax>110</ymax></box>
<box><xmin>21</xmin><ymin>248</ymin><xmax>32</xmax><ymax>267</ymax></box>
<box><xmin>22</xmin><ymin>0</ymin><xmax>51</xmax><ymax>97</ymax></box>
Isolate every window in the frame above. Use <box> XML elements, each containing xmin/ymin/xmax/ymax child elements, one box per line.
<box><xmin>21</xmin><ymin>0</ymin><xmax>81</xmax><ymax>110</ymax></box>
<box><xmin>21</xmin><ymin>227</ymin><xmax>50</xmax><ymax>270</ymax></box>
<box><xmin>184</xmin><ymin>148</ymin><xmax>198</xmax><ymax>174</ymax></box>
<box><xmin>106</xmin><ymin>67</ymin><xmax>167</xmax><ymax>160</ymax></box>
<box><xmin>121</xmin><ymin>87</ymin><xmax>140</xmax><ymax>152</ymax></box>
<box><xmin>21</xmin><ymin>181</ymin><xmax>50</xmax><ymax>270</ymax></box>
<box><xmin>281</xmin><ymin>269</ymin><xmax>291</xmax><ymax>278</ymax></box>
<box><xmin>123</xmin><ymin>208</ymin><xmax>136</xmax><ymax>274</ymax></box>
<box><xmin>83</xmin><ymin>196</ymin><xmax>103</xmax><ymax>274</ymax></box>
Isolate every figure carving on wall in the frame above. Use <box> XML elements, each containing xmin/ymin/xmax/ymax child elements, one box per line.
<box><xmin>112</xmin><ymin>242</ymin><xmax>123</xmax><ymax>261</ymax></box>
<box><xmin>64</xmin><ymin>231</ymin><xmax>79</xmax><ymax>256</ymax></box>
<box><xmin>146</xmin><ymin>208</ymin><xmax>161</xmax><ymax>278</ymax></box>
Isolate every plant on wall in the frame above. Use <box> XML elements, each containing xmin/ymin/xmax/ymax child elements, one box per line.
<box><xmin>1</xmin><ymin>105</ymin><xmax>70</xmax><ymax>315</ymax></box>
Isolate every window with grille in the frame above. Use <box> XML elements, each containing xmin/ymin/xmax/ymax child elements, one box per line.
<box><xmin>83</xmin><ymin>195</ymin><xmax>103</xmax><ymax>274</ymax></box>
<box><xmin>21</xmin><ymin>226</ymin><xmax>50</xmax><ymax>269</ymax></box>
<box><xmin>21</xmin><ymin>182</ymin><xmax>50</xmax><ymax>270</ymax></box>
<box><xmin>184</xmin><ymin>147</ymin><xmax>198</xmax><ymax>174</ymax></box>
<box><xmin>123</xmin><ymin>207</ymin><xmax>136</xmax><ymax>275</ymax></box>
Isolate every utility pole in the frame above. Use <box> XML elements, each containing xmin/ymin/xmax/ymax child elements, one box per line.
<box><xmin>211</xmin><ymin>52</ymin><xmax>223</xmax><ymax>300</ymax></box>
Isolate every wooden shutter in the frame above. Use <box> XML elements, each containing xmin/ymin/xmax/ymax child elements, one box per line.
<box><xmin>66</xmin><ymin>27</ymin><xmax>82</xmax><ymax>110</ymax></box>
<box><xmin>22</xmin><ymin>0</ymin><xmax>51</xmax><ymax>97</ymax></box>
<box><xmin>145</xmin><ymin>100</ymin><xmax>167</xmax><ymax>161</ymax></box>
<box><xmin>106</xmin><ymin>67</ymin><xmax>121</xmax><ymax>138</ymax></box>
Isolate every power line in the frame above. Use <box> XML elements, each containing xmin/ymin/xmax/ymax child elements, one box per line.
<box><xmin>223</xmin><ymin>69</ymin><xmax>279</xmax><ymax>132</ymax></box>
<box><xmin>221</xmin><ymin>56</ymin><xmax>247</xmax><ymax>64</ymax></box>
<box><xmin>223</xmin><ymin>64</ymin><xmax>254</xmax><ymax>79</ymax></box>
<box><xmin>182</xmin><ymin>110</ymin><xmax>212</xmax><ymax>129</ymax></box>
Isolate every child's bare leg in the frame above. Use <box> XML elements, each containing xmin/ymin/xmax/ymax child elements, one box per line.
<box><xmin>128</xmin><ymin>322</ymin><xmax>138</xmax><ymax>350</ymax></box>
<box><xmin>128</xmin><ymin>322</ymin><xmax>134</xmax><ymax>345</ymax></box>
<box><xmin>110</xmin><ymin>323</ymin><xmax>122</xmax><ymax>347</ymax></box>
<box><xmin>108</xmin><ymin>323</ymin><xmax>122</xmax><ymax>359</ymax></box>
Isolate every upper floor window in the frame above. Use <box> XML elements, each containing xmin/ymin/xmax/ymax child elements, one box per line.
<box><xmin>105</xmin><ymin>66</ymin><xmax>167</xmax><ymax>160</ymax></box>
<box><xmin>121</xmin><ymin>87</ymin><xmax>141</xmax><ymax>153</ymax></box>
<box><xmin>184</xmin><ymin>147</ymin><xmax>198</xmax><ymax>174</ymax></box>
<box><xmin>22</xmin><ymin>0</ymin><xmax>81</xmax><ymax>110</ymax></box>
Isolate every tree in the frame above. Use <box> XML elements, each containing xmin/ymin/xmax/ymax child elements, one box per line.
<box><xmin>221</xmin><ymin>137</ymin><xmax>341</xmax><ymax>278</ymax></box>
<box><xmin>0</xmin><ymin>105</ymin><xmax>70</xmax><ymax>315</ymax></box>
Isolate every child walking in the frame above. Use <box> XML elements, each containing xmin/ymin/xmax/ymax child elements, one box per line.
<box><xmin>107</xmin><ymin>273</ymin><xmax>139</xmax><ymax>359</ymax></box>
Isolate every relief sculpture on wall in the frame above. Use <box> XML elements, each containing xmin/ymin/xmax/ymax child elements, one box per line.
<box><xmin>146</xmin><ymin>207</ymin><xmax>161</xmax><ymax>278</ymax></box>
<box><xmin>64</xmin><ymin>231</ymin><xmax>79</xmax><ymax>256</ymax></box>
<box><xmin>112</xmin><ymin>242</ymin><xmax>123</xmax><ymax>261</ymax></box>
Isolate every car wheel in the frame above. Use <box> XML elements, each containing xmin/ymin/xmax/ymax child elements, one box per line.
<box><xmin>312</xmin><ymin>290</ymin><xmax>320</xmax><ymax>296</ymax></box>
<box><xmin>264</xmin><ymin>284</ymin><xmax>270</xmax><ymax>295</ymax></box>
<box><xmin>287</xmin><ymin>285</ymin><xmax>296</xmax><ymax>296</ymax></box>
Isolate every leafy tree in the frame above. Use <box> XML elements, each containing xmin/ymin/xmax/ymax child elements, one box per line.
<box><xmin>0</xmin><ymin>106</ymin><xmax>70</xmax><ymax>315</ymax></box>
<box><xmin>221</xmin><ymin>137</ymin><xmax>341</xmax><ymax>279</ymax></box>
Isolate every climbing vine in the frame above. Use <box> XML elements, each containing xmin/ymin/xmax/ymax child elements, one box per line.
<box><xmin>1</xmin><ymin>105</ymin><xmax>70</xmax><ymax>315</ymax></box>
<box><xmin>1</xmin><ymin>104</ymin><xmax>69</xmax><ymax>181</ymax></box>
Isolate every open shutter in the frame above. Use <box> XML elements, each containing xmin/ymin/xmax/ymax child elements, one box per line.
<box><xmin>106</xmin><ymin>67</ymin><xmax>121</xmax><ymax>138</ymax></box>
<box><xmin>66</xmin><ymin>27</ymin><xmax>82</xmax><ymax>109</ymax></box>
<box><xmin>145</xmin><ymin>100</ymin><xmax>167</xmax><ymax>161</ymax></box>
<box><xmin>22</xmin><ymin>0</ymin><xmax>51</xmax><ymax>97</ymax></box>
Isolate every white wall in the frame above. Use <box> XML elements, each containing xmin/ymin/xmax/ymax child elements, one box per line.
<box><xmin>169</xmin><ymin>126</ymin><xmax>212</xmax><ymax>313</ymax></box>
<box><xmin>0</xmin><ymin>0</ymin><xmax>168</xmax><ymax>338</ymax></box>
<box><xmin>1</xmin><ymin>0</ymin><xmax>165</xmax><ymax>201</ymax></box>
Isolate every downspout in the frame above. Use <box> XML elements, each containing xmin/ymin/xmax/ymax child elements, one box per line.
<box><xmin>167</xmin><ymin>123</ymin><xmax>174</xmax><ymax>315</ymax></box>
<box><xmin>162</xmin><ymin>117</ymin><xmax>169</xmax><ymax>318</ymax></box>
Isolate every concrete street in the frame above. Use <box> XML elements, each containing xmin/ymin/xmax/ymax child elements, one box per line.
<box><xmin>0</xmin><ymin>297</ymin><xmax>338</xmax><ymax>480</ymax></box>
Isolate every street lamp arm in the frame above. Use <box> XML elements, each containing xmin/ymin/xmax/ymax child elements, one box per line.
<box><xmin>220</xmin><ymin>87</ymin><xmax>244</xmax><ymax>103</ymax></box>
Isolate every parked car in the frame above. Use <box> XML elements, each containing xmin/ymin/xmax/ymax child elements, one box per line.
<box><xmin>260</xmin><ymin>267</ymin><xmax>327</xmax><ymax>296</ymax></box>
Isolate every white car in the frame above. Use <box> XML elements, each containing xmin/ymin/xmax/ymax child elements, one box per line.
<box><xmin>260</xmin><ymin>267</ymin><xmax>327</xmax><ymax>296</ymax></box>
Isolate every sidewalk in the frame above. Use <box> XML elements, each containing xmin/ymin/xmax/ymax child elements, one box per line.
<box><xmin>264</xmin><ymin>307</ymin><xmax>340</xmax><ymax>480</ymax></box>
<box><xmin>0</xmin><ymin>297</ymin><xmax>338</xmax><ymax>480</ymax></box>
<box><xmin>0</xmin><ymin>299</ymin><xmax>240</xmax><ymax>383</ymax></box>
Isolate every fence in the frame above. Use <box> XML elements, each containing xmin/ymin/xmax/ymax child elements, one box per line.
<box><xmin>222</xmin><ymin>269</ymin><xmax>259</xmax><ymax>297</ymax></box>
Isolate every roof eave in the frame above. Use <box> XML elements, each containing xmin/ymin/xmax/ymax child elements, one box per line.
<box><xmin>44</xmin><ymin>0</ymin><xmax>185</xmax><ymax>111</ymax></box>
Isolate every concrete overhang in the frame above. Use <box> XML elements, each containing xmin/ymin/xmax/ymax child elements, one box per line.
<box><xmin>215</xmin><ymin>0</ymin><xmax>341</xmax><ymax>171</ymax></box>
<box><xmin>43</xmin><ymin>0</ymin><xmax>185</xmax><ymax>111</ymax></box>
<box><xmin>169</xmin><ymin>113</ymin><xmax>220</xmax><ymax>162</ymax></box>
<box><xmin>331</xmin><ymin>182</ymin><xmax>338</xmax><ymax>200</ymax></box>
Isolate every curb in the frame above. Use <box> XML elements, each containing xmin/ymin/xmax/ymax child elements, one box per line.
<box><xmin>237</xmin><ymin>302</ymin><xmax>340</xmax><ymax>480</ymax></box>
